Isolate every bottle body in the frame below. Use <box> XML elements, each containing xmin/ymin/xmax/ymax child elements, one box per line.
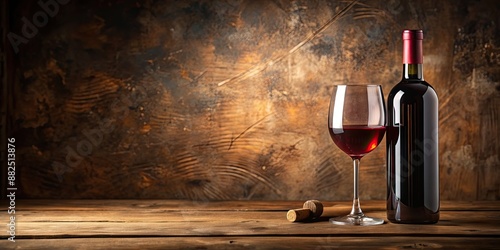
<box><xmin>386</xmin><ymin>79</ymin><xmax>439</xmax><ymax>223</ymax></box>
<box><xmin>386</xmin><ymin>30</ymin><xmax>439</xmax><ymax>224</ymax></box>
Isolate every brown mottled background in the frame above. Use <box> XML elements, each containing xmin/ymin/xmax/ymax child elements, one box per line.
<box><xmin>1</xmin><ymin>0</ymin><xmax>499</xmax><ymax>200</ymax></box>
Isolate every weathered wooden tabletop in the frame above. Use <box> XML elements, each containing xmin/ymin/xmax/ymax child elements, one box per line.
<box><xmin>1</xmin><ymin>200</ymin><xmax>499</xmax><ymax>249</ymax></box>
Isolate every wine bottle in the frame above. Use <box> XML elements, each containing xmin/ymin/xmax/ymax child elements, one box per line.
<box><xmin>386</xmin><ymin>30</ymin><xmax>439</xmax><ymax>223</ymax></box>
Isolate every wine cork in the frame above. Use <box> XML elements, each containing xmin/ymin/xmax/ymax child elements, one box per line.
<box><xmin>303</xmin><ymin>200</ymin><xmax>323</xmax><ymax>219</ymax></box>
<box><xmin>286</xmin><ymin>208</ymin><xmax>312</xmax><ymax>222</ymax></box>
<box><xmin>287</xmin><ymin>200</ymin><xmax>341</xmax><ymax>222</ymax></box>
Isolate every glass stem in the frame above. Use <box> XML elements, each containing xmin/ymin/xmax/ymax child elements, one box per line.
<box><xmin>350</xmin><ymin>158</ymin><xmax>364</xmax><ymax>217</ymax></box>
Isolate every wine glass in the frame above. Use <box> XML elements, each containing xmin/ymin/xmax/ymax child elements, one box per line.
<box><xmin>328</xmin><ymin>84</ymin><xmax>386</xmax><ymax>226</ymax></box>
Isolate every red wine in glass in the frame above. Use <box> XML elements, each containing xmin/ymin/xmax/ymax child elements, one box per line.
<box><xmin>330</xmin><ymin>125</ymin><xmax>386</xmax><ymax>159</ymax></box>
<box><xmin>327</xmin><ymin>84</ymin><xmax>386</xmax><ymax>226</ymax></box>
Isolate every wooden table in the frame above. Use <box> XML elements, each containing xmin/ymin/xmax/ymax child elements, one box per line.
<box><xmin>1</xmin><ymin>200</ymin><xmax>499</xmax><ymax>249</ymax></box>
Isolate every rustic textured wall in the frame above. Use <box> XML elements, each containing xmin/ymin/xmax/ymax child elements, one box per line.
<box><xmin>4</xmin><ymin>0</ymin><xmax>499</xmax><ymax>200</ymax></box>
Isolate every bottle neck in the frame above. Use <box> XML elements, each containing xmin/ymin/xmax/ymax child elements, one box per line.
<box><xmin>402</xmin><ymin>30</ymin><xmax>423</xmax><ymax>81</ymax></box>
<box><xmin>403</xmin><ymin>64</ymin><xmax>423</xmax><ymax>80</ymax></box>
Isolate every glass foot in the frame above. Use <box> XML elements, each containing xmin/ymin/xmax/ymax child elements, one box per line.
<box><xmin>329</xmin><ymin>214</ymin><xmax>384</xmax><ymax>226</ymax></box>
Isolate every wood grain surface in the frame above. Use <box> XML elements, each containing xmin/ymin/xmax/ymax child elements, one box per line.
<box><xmin>0</xmin><ymin>200</ymin><xmax>499</xmax><ymax>249</ymax></box>
<box><xmin>2</xmin><ymin>0</ymin><xmax>499</xmax><ymax>200</ymax></box>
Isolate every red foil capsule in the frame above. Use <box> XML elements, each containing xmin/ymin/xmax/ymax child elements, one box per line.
<box><xmin>402</xmin><ymin>30</ymin><xmax>423</xmax><ymax>64</ymax></box>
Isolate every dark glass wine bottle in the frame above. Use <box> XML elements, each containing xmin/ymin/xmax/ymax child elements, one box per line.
<box><xmin>386</xmin><ymin>30</ymin><xmax>439</xmax><ymax>223</ymax></box>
